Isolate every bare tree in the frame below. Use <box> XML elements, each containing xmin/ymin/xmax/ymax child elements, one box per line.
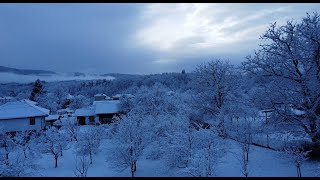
<box><xmin>74</xmin><ymin>154</ymin><xmax>90</xmax><ymax>177</ymax></box>
<box><xmin>40</xmin><ymin>127</ymin><xmax>68</xmax><ymax>168</ymax></box>
<box><xmin>283</xmin><ymin>146</ymin><xmax>310</xmax><ymax>177</ymax></box>
<box><xmin>239</xmin><ymin>143</ymin><xmax>249</xmax><ymax>177</ymax></box>
<box><xmin>0</xmin><ymin>132</ymin><xmax>14</xmax><ymax>162</ymax></box>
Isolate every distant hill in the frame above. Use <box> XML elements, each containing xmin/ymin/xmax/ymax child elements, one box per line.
<box><xmin>0</xmin><ymin>66</ymin><xmax>56</xmax><ymax>75</ymax></box>
<box><xmin>0</xmin><ymin>66</ymin><xmax>115</xmax><ymax>83</ymax></box>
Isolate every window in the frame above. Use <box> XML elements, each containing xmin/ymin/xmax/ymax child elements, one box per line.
<box><xmin>29</xmin><ymin>117</ymin><xmax>36</xmax><ymax>125</ymax></box>
<box><xmin>89</xmin><ymin>116</ymin><xmax>95</xmax><ymax>122</ymax></box>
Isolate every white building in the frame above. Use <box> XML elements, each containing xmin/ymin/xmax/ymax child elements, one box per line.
<box><xmin>74</xmin><ymin>100</ymin><xmax>121</xmax><ymax>125</ymax></box>
<box><xmin>0</xmin><ymin>100</ymin><xmax>50</xmax><ymax>133</ymax></box>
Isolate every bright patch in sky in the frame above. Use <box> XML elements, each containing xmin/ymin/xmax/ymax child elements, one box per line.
<box><xmin>135</xmin><ymin>3</ymin><xmax>320</xmax><ymax>64</ymax></box>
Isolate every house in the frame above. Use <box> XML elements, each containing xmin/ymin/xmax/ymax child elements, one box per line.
<box><xmin>95</xmin><ymin>100</ymin><xmax>121</xmax><ymax>124</ymax></box>
<box><xmin>57</xmin><ymin>108</ymin><xmax>74</xmax><ymax>117</ymax></box>
<box><xmin>74</xmin><ymin>100</ymin><xmax>121</xmax><ymax>125</ymax></box>
<box><xmin>0</xmin><ymin>100</ymin><xmax>50</xmax><ymax>133</ymax></box>
<box><xmin>45</xmin><ymin>114</ymin><xmax>61</xmax><ymax>127</ymax></box>
<box><xmin>74</xmin><ymin>108</ymin><xmax>96</xmax><ymax>125</ymax></box>
<box><xmin>94</xmin><ymin>93</ymin><xmax>111</xmax><ymax>101</ymax></box>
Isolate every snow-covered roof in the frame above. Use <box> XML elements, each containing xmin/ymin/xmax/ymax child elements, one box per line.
<box><xmin>0</xmin><ymin>101</ymin><xmax>49</xmax><ymax>120</ymax></box>
<box><xmin>74</xmin><ymin>108</ymin><xmax>95</xmax><ymax>116</ymax></box>
<box><xmin>95</xmin><ymin>100</ymin><xmax>120</xmax><ymax>114</ymax></box>
<box><xmin>66</xmin><ymin>109</ymin><xmax>74</xmax><ymax>113</ymax></box>
<box><xmin>45</xmin><ymin>114</ymin><xmax>60</xmax><ymax>121</ymax></box>
<box><xmin>57</xmin><ymin>109</ymin><xmax>67</xmax><ymax>113</ymax></box>
<box><xmin>94</xmin><ymin>93</ymin><xmax>107</xmax><ymax>97</ymax></box>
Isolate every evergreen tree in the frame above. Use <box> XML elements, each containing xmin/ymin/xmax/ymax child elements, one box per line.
<box><xmin>30</xmin><ymin>79</ymin><xmax>44</xmax><ymax>101</ymax></box>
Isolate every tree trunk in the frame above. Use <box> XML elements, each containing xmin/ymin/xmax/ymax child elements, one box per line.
<box><xmin>24</xmin><ymin>150</ymin><xmax>27</xmax><ymax>158</ymax></box>
<box><xmin>266</xmin><ymin>134</ymin><xmax>270</xmax><ymax>147</ymax></box>
<box><xmin>246</xmin><ymin>151</ymin><xmax>249</xmax><ymax>162</ymax></box>
<box><xmin>187</xmin><ymin>129</ymin><xmax>192</xmax><ymax>166</ymax></box>
<box><xmin>309</xmin><ymin>116</ymin><xmax>320</xmax><ymax>143</ymax></box>
<box><xmin>89</xmin><ymin>152</ymin><xmax>92</xmax><ymax>164</ymax></box>
<box><xmin>6</xmin><ymin>153</ymin><xmax>8</xmax><ymax>160</ymax></box>
<box><xmin>297</xmin><ymin>165</ymin><xmax>302</xmax><ymax>177</ymax></box>
<box><xmin>55</xmin><ymin>157</ymin><xmax>58</xmax><ymax>168</ymax></box>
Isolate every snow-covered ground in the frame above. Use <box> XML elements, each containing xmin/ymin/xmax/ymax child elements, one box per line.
<box><xmin>23</xmin><ymin>126</ymin><xmax>319</xmax><ymax>177</ymax></box>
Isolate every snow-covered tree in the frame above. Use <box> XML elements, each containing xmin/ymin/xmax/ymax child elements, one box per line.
<box><xmin>242</xmin><ymin>12</ymin><xmax>320</xmax><ymax>143</ymax></box>
<box><xmin>30</xmin><ymin>79</ymin><xmax>44</xmax><ymax>101</ymax></box>
<box><xmin>69</xmin><ymin>95</ymin><xmax>91</xmax><ymax>110</ymax></box>
<box><xmin>0</xmin><ymin>132</ymin><xmax>15</xmax><ymax>161</ymax></box>
<box><xmin>73</xmin><ymin>154</ymin><xmax>90</xmax><ymax>177</ymax></box>
<box><xmin>75</xmin><ymin>126</ymin><xmax>103</xmax><ymax>164</ymax></box>
<box><xmin>61</xmin><ymin>116</ymin><xmax>79</xmax><ymax>141</ymax></box>
<box><xmin>0</xmin><ymin>152</ymin><xmax>38</xmax><ymax>177</ymax></box>
<box><xmin>110</xmin><ymin>112</ymin><xmax>145</xmax><ymax>177</ymax></box>
<box><xmin>194</xmin><ymin>59</ymin><xmax>240</xmax><ymax>137</ymax></box>
<box><xmin>13</xmin><ymin>131</ymin><xmax>35</xmax><ymax>159</ymax></box>
<box><xmin>37</xmin><ymin>93</ymin><xmax>59</xmax><ymax>113</ymax></box>
<box><xmin>162</xmin><ymin>114</ymin><xmax>192</xmax><ymax>168</ymax></box>
<box><xmin>39</xmin><ymin>127</ymin><xmax>68</xmax><ymax>168</ymax></box>
<box><xmin>186</xmin><ymin>129</ymin><xmax>223</xmax><ymax>177</ymax></box>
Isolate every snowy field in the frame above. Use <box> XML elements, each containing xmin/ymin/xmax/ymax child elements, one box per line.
<box><xmin>19</xmin><ymin>126</ymin><xmax>318</xmax><ymax>177</ymax></box>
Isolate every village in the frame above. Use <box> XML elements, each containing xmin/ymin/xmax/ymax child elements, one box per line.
<box><xmin>0</xmin><ymin>93</ymin><xmax>134</xmax><ymax>135</ymax></box>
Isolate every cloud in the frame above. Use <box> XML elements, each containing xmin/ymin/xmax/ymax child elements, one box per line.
<box><xmin>135</xmin><ymin>3</ymin><xmax>320</xmax><ymax>64</ymax></box>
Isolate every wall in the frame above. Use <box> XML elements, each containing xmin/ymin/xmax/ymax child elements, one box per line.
<box><xmin>0</xmin><ymin>116</ymin><xmax>45</xmax><ymax>132</ymax></box>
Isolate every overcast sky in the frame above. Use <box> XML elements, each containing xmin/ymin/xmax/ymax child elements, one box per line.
<box><xmin>0</xmin><ymin>3</ymin><xmax>319</xmax><ymax>74</ymax></box>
